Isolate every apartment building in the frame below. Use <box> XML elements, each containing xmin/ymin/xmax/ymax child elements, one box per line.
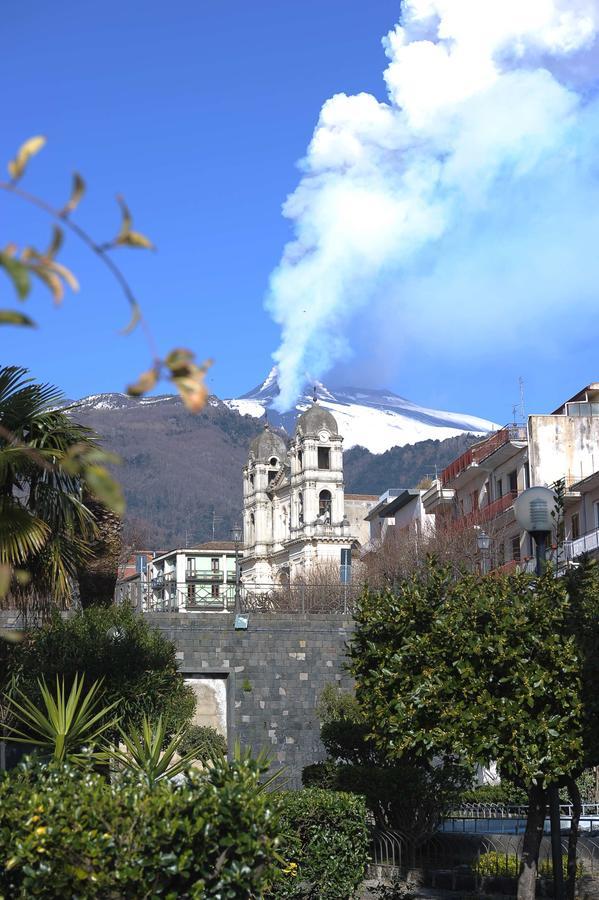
<box><xmin>149</xmin><ymin>541</ymin><xmax>241</xmax><ymax>611</ymax></box>
<box><xmin>422</xmin><ymin>383</ymin><xmax>599</xmax><ymax>571</ymax></box>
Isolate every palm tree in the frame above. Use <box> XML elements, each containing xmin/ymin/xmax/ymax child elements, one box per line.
<box><xmin>0</xmin><ymin>366</ymin><xmax>100</xmax><ymax>617</ymax></box>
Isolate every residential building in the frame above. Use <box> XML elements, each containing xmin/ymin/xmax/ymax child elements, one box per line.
<box><xmin>366</xmin><ymin>488</ymin><xmax>435</xmax><ymax>547</ymax></box>
<box><xmin>241</xmin><ymin>400</ymin><xmax>376</xmax><ymax>586</ymax></box>
<box><xmin>422</xmin><ymin>383</ymin><xmax>599</xmax><ymax>572</ymax></box>
<box><xmin>149</xmin><ymin>542</ymin><xmax>241</xmax><ymax>611</ymax></box>
<box><xmin>564</xmin><ymin>470</ymin><xmax>599</xmax><ymax>563</ymax></box>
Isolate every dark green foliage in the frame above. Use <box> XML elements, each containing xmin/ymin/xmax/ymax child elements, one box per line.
<box><xmin>0</xmin><ymin>756</ymin><xmax>280</xmax><ymax>898</ymax></box>
<box><xmin>343</xmin><ymin>433</ymin><xmax>478</xmax><ymax>496</ymax></box>
<box><xmin>178</xmin><ymin>724</ymin><xmax>227</xmax><ymax>761</ymax></box>
<box><xmin>459</xmin><ymin>783</ymin><xmax>528</xmax><ymax>805</ymax></box>
<box><xmin>321</xmin><ymin>719</ymin><xmax>379</xmax><ymax>765</ymax></box>
<box><xmin>349</xmin><ymin>563</ymin><xmax>587</xmax><ymax>788</ymax></box>
<box><xmin>1</xmin><ymin>605</ymin><xmax>195</xmax><ymax>736</ymax></box>
<box><xmin>302</xmin><ymin>761</ymin><xmax>468</xmax><ymax>835</ymax></box>
<box><xmin>311</xmin><ymin>684</ymin><xmax>469</xmax><ymax>836</ymax></box>
<box><xmin>274</xmin><ymin>788</ymin><xmax>369</xmax><ymax>899</ymax></box>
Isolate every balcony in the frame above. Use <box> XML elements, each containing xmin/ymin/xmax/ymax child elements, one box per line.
<box><xmin>564</xmin><ymin>527</ymin><xmax>599</xmax><ymax>561</ymax></box>
<box><xmin>422</xmin><ymin>480</ymin><xmax>455</xmax><ymax>513</ymax></box>
<box><xmin>451</xmin><ymin>490</ymin><xmax>518</xmax><ymax>531</ymax></box>
<box><xmin>441</xmin><ymin>426</ymin><xmax>527</xmax><ymax>487</ymax></box>
<box><xmin>185</xmin><ymin>570</ymin><xmax>224</xmax><ymax>583</ymax></box>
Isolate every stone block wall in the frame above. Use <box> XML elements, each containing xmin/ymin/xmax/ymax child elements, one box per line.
<box><xmin>147</xmin><ymin>612</ymin><xmax>355</xmax><ymax>787</ymax></box>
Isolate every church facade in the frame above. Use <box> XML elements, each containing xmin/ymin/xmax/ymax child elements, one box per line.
<box><xmin>241</xmin><ymin>400</ymin><xmax>375</xmax><ymax>586</ymax></box>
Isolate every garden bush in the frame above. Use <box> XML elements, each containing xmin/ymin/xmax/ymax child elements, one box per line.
<box><xmin>302</xmin><ymin>760</ymin><xmax>468</xmax><ymax>835</ymax></box>
<box><xmin>0</xmin><ymin>605</ymin><xmax>195</xmax><ymax>737</ymax></box>
<box><xmin>273</xmin><ymin>787</ymin><xmax>369</xmax><ymax>899</ymax></box>
<box><xmin>0</xmin><ymin>754</ymin><xmax>280</xmax><ymax>898</ymax></box>
<box><xmin>474</xmin><ymin>851</ymin><xmax>582</xmax><ymax>879</ymax></box>
<box><xmin>179</xmin><ymin>724</ymin><xmax>227</xmax><ymax>761</ymax></box>
<box><xmin>459</xmin><ymin>782</ymin><xmax>527</xmax><ymax>805</ymax></box>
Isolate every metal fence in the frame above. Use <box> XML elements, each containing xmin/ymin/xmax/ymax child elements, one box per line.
<box><xmin>369</xmin><ymin>828</ymin><xmax>599</xmax><ymax>882</ymax></box>
<box><xmin>115</xmin><ymin>580</ymin><xmax>360</xmax><ymax>615</ymax></box>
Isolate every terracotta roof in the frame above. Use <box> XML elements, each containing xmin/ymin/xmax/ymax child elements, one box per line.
<box><xmin>344</xmin><ymin>493</ymin><xmax>379</xmax><ymax>501</ymax></box>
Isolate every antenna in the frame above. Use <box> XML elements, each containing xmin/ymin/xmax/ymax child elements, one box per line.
<box><xmin>519</xmin><ymin>376</ymin><xmax>525</xmax><ymax>422</ymax></box>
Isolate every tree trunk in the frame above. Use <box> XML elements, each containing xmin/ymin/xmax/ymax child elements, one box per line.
<box><xmin>518</xmin><ymin>784</ymin><xmax>547</xmax><ymax>900</ymax></box>
<box><xmin>566</xmin><ymin>776</ymin><xmax>581</xmax><ymax>900</ymax></box>
<box><xmin>76</xmin><ymin>495</ymin><xmax>123</xmax><ymax>608</ymax></box>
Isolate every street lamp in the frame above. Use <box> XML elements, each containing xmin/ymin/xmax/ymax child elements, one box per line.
<box><xmin>476</xmin><ymin>530</ymin><xmax>491</xmax><ymax>575</ymax></box>
<box><xmin>513</xmin><ymin>486</ymin><xmax>556</xmax><ymax>577</ymax></box>
<box><xmin>230</xmin><ymin>523</ymin><xmax>242</xmax><ymax>614</ymax></box>
<box><xmin>514</xmin><ymin>485</ymin><xmax>563</xmax><ymax>900</ymax></box>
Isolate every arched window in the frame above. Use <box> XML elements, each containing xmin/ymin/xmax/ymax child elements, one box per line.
<box><xmin>298</xmin><ymin>491</ymin><xmax>304</xmax><ymax>525</ymax></box>
<box><xmin>297</xmin><ymin>450</ymin><xmax>303</xmax><ymax>469</ymax></box>
<box><xmin>319</xmin><ymin>490</ymin><xmax>332</xmax><ymax>522</ymax></box>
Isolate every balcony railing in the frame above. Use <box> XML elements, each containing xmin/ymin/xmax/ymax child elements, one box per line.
<box><xmin>185</xmin><ymin>570</ymin><xmax>224</xmax><ymax>582</ymax></box>
<box><xmin>117</xmin><ymin>580</ymin><xmax>359</xmax><ymax>615</ymax></box>
<box><xmin>451</xmin><ymin>491</ymin><xmax>518</xmax><ymax>531</ymax></box>
<box><xmin>441</xmin><ymin>425</ymin><xmax>527</xmax><ymax>486</ymax></box>
<box><xmin>564</xmin><ymin>527</ymin><xmax>599</xmax><ymax>560</ymax></box>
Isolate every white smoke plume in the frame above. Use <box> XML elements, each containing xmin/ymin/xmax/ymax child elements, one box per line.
<box><xmin>266</xmin><ymin>0</ymin><xmax>599</xmax><ymax>411</ymax></box>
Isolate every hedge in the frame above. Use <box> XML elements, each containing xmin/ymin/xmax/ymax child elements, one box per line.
<box><xmin>273</xmin><ymin>788</ymin><xmax>369</xmax><ymax>899</ymax></box>
<box><xmin>0</xmin><ymin>605</ymin><xmax>196</xmax><ymax>738</ymax></box>
<box><xmin>0</xmin><ymin>756</ymin><xmax>280</xmax><ymax>898</ymax></box>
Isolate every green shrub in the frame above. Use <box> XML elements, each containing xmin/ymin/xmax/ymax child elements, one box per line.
<box><xmin>1</xmin><ymin>605</ymin><xmax>195</xmax><ymax>737</ymax></box>
<box><xmin>302</xmin><ymin>761</ymin><xmax>468</xmax><ymax>836</ymax></box>
<box><xmin>460</xmin><ymin>782</ymin><xmax>527</xmax><ymax>805</ymax></box>
<box><xmin>0</xmin><ymin>755</ymin><xmax>280</xmax><ymax>898</ymax></box>
<box><xmin>179</xmin><ymin>724</ymin><xmax>227</xmax><ymax>761</ymax></box>
<box><xmin>474</xmin><ymin>852</ymin><xmax>582</xmax><ymax>879</ymax></box>
<box><xmin>273</xmin><ymin>787</ymin><xmax>369</xmax><ymax>899</ymax></box>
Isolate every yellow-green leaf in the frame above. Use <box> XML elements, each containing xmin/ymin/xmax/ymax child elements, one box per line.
<box><xmin>120</xmin><ymin>301</ymin><xmax>142</xmax><ymax>335</ymax></box>
<box><xmin>7</xmin><ymin>135</ymin><xmax>46</xmax><ymax>181</ymax></box>
<box><xmin>0</xmin><ymin>627</ymin><xmax>25</xmax><ymax>644</ymax></box>
<box><xmin>0</xmin><ymin>310</ymin><xmax>36</xmax><ymax>327</ymax></box>
<box><xmin>0</xmin><ymin>252</ymin><xmax>31</xmax><ymax>299</ymax></box>
<box><xmin>83</xmin><ymin>465</ymin><xmax>125</xmax><ymax>516</ymax></box>
<box><xmin>165</xmin><ymin>348</ymin><xmax>195</xmax><ymax>372</ymax></box>
<box><xmin>46</xmin><ymin>225</ymin><xmax>64</xmax><ymax>260</ymax></box>
<box><xmin>127</xmin><ymin>367</ymin><xmax>158</xmax><ymax>397</ymax></box>
<box><xmin>60</xmin><ymin>172</ymin><xmax>86</xmax><ymax>216</ymax></box>
<box><xmin>32</xmin><ymin>266</ymin><xmax>64</xmax><ymax>304</ymax></box>
<box><xmin>115</xmin><ymin>194</ymin><xmax>133</xmax><ymax>238</ymax></box>
<box><xmin>117</xmin><ymin>230</ymin><xmax>155</xmax><ymax>250</ymax></box>
<box><xmin>0</xmin><ymin>564</ymin><xmax>11</xmax><ymax>598</ymax></box>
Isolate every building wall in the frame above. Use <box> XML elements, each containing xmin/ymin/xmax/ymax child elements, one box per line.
<box><xmin>148</xmin><ymin>612</ymin><xmax>355</xmax><ymax>787</ymax></box>
<box><xmin>344</xmin><ymin>496</ymin><xmax>377</xmax><ymax>546</ymax></box>
<box><xmin>529</xmin><ymin>415</ymin><xmax>599</xmax><ymax>486</ymax></box>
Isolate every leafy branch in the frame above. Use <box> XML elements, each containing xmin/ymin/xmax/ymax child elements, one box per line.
<box><xmin>1</xmin><ymin>136</ymin><xmax>211</xmax><ymax>412</ymax></box>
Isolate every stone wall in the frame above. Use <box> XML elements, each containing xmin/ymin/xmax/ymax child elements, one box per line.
<box><xmin>148</xmin><ymin>612</ymin><xmax>355</xmax><ymax>787</ymax></box>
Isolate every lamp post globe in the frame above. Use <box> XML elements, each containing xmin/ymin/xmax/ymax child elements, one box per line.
<box><xmin>513</xmin><ymin>485</ymin><xmax>556</xmax><ymax>536</ymax></box>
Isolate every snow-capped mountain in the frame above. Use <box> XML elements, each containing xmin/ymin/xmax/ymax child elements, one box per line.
<box><xmin>224</xmin><ymin>368</ymin><xmax>499</xmax><ymax>454</ymax></box>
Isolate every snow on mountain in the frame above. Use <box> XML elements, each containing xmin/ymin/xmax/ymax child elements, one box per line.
<box><xmin>71</xmin><ymin>369</ymin><xmax>499</xmax><ymax>455</ymax></box>
<box><xmin>225</xmin><ymin>367</ymin><xmax>499</xmax><ymax>454</ymax></box>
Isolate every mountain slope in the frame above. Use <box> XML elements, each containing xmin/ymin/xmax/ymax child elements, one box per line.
<box><xmin>70</xmin><ymin>392</ymin><xmax>263</xmax><ymax>550</ymax></box>
<box><xmin>225</xmin><ymin>368</ymin><xmax>497</xmax><ymax>453</ymax></box>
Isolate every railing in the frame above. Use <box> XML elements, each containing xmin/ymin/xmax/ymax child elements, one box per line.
<box><xmin>564</xmin><ymin>526</ymin><xmax>599</xmax><ymax>560</ymax></box>
<box><xmin>441</xmin><ymin>425</ymin><xmax>527</xmax><ymax>486</ymax></box>
<box><xmin>450</xmin><ymin>491</ymin><xmax>517</xmax><ymax>531</ymax></box>
<box><xmin>116</xmin><ymin>580</ymin><xmax>359</xmax><ymax>615</ymax></box>
<box><xmin>185</xmin><ymin>571</ymin><xmax>224</xmax><ymax>582</ymax></box>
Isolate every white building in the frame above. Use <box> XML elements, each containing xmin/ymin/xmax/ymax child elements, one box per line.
<box><xmin>241</xmin><ymin>400</ymin><xmax>376</xmax><ymax>586</ymax></box>
<box><xmin>149</xmin><ymin>541</ymin><xmax>241</xmax><ymax>611</ymax></box>
<box><xmin>366</xmin><ymin>488</ymin><xmax>435</xmax><ymax>547</ymax></box>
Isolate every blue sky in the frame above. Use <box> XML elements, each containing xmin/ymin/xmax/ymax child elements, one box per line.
<box><xmin>3</xmin><ymin>1</ymin><xmax>598</xmax><ymax>426</ymax></box>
